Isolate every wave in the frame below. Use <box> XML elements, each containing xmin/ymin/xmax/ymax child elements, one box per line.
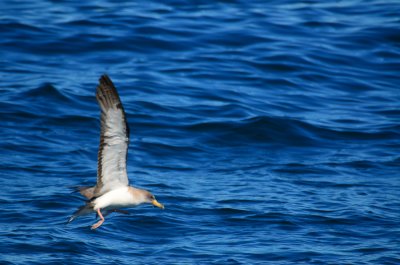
<box><xmin>184</xmin><ymin>115</ymin><xmax>398</xmax><ymax>147</ymax></box>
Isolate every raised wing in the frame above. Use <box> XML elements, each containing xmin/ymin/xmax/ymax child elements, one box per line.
<box><xmin>93</xmin><ymin>75</ymin><xmax>130</xmax><ymax>197</ymax></box>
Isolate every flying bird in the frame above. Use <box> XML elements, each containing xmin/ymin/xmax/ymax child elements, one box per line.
<box><xmin>68</xmin><ymin>75</ymin><xmax>164</xmax><ymax>230</ymax></box>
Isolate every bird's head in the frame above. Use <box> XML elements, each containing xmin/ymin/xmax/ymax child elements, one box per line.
<box><xmin>144</xmin><ymin>191</ymin><xmax>164</xmax><ymax>209</ymax></box>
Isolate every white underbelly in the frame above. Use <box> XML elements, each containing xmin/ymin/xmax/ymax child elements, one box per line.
<box><xmin>93</xmin><ymin>187</ymin><xmax>137</xmax><ymax>210</ymax></box>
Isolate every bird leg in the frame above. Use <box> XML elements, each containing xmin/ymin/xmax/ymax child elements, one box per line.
<box><xmin>91</xmin><ymin>208</ymin><xmax>105</xmax><ymax>230</ymax></box>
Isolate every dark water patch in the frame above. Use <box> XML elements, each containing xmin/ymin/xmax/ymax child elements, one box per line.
<box><xmin>63</xmin><ymin>18</ymin><xmax>108</xmax><ymax>28</ymax></box>
<box><xmin>186</xmin><ymin>116</ymin><xmax>319</xmax><ymax>146</ymax></box>
<box><xmin>291</xmin><ymin>179</ymin><xmax>368</xmax><ymax>189</ymax></box>
<box><xmin>274</xmin><ymin>163</ymin><xmax>336</xmax><ymax>175</ymax></box>
<box><xmin>0</xmin><ymin>21</ymin><xmax>47</xmax><ymax>35</ymax></box>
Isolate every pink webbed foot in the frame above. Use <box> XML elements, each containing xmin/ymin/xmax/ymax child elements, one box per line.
<box><xmin>91</xmin><ymin>208</ymin><xmax>105</xmax><ymax>230</ymax></box>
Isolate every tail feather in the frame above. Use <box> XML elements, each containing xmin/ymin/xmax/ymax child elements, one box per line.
<box><xmin>69</xmin><ymin>186</ymin><xmax>95</xmax><ymax>200</ymax></box>
<box><xmin>67</xmin><ymin>203</ymin><xmax>94</xmax><ymax>224</ymax></box>
<box><xmin>77</xmin><ymin>186</ymin><xmax>95</xmax><ymax>200</ymax></box>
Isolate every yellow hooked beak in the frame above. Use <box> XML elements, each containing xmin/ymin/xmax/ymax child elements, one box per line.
<box><xmin>152</xmin><ymin>199</ymin><xmax>165</xmax><ymax>209</ymax></box>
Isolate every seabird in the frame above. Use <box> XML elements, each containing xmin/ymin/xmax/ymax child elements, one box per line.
<box><xmin>68</xmin><ymin>75</ymin><xmax>164</xmax><ymax>230</ymax></box>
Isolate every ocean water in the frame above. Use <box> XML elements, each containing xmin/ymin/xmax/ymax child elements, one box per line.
<box><xmin>0</xmin><ymin>0</ymin><xmax>399</xmax><ymax>264</ymax></box>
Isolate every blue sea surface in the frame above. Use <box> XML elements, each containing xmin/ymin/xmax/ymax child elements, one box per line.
<box><xmin>1</xmin><ymin>0</ymin><xmax>399</xmax><ymax>264</ymax></box>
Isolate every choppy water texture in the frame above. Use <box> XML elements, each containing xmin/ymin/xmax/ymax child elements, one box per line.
<box><xmin>1</xmin><ymin>0</ymin><xmax>399</xmax><ymax>264</ymax></box>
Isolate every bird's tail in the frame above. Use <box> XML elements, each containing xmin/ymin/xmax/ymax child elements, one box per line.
<box><xmin>67</xmin><ymin>202</ymin><xmax>94</xmax><ymax>224</ymax></box>
<box><xmin>69</xmin><ymin>185</ymin><xmax>95</xmax><ymax>200</ymax></box>
<box><xmin>77</xmin><ymin>186</ymin><xmax>95</xmax><ymax>200</ymax></box>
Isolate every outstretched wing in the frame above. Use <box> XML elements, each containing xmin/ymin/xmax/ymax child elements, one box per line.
<box><xmin>93</xmin><ymin>75</ymin><xmax>130</xmax><ymax>197</ymax></box>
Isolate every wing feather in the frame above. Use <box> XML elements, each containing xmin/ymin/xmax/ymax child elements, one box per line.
<box><xmin>93</xmin><ymin>75</ymin><xmax>130</xmax><ymax>197</ymax></box>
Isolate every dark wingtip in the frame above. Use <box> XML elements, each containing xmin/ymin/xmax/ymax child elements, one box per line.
<box><xmin>99</xmin><ymin>74</ymin><xmax>113</xmax><ymax>86</ymax></box>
